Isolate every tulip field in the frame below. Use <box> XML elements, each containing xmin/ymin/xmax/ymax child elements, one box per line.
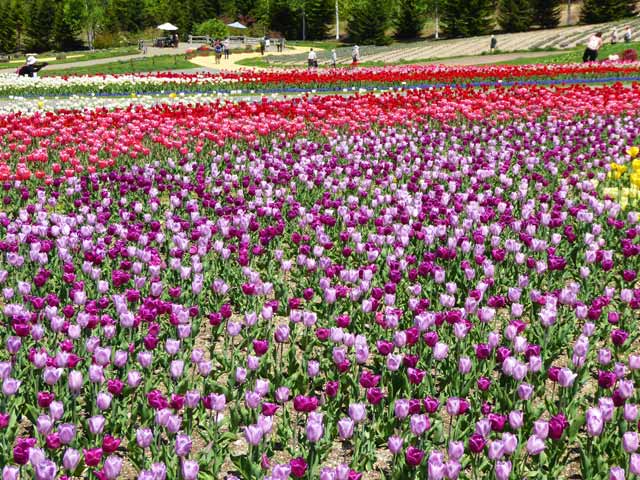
<box><xmin>1</xmin><ymin>64</ymin><xmax>640</xmax><ymax>480</ymax></box>
<box><xmin>3</xmin><ymin>63</ymin><xmax>640</xmax><ymax>97</ymax></box>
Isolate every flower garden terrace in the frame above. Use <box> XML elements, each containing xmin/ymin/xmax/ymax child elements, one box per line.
<box><xmin>0</xmin><ymin>74</ymin><xmax>640</xmax><ymax>479</ymax></box>
<box><xmin>2</xmin><ymin>62</ymin><xmax>640</xmax><ymax>96</ymax></box>
<box><xmin>1</xmin><ymin>83</ymin><xmax>640</xmax><ymax>183</ymax></box>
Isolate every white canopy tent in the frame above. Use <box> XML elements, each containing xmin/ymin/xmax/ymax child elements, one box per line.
<box><xmin>157</xmin><ymin>23</ymin><xmax>179</xmax><ymax>31</ymax></box>
<box><xmin>227</xmin><ymin>22</ymin><xmax>247</xmax><ymax>29</ymax></box>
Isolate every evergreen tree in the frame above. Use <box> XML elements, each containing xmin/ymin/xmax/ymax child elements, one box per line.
<box><xmin>497</xmin><ymin>0</ymin><xmax>532</xmax><ymax>32</ymax></box>
<box><xmin>581</xmin><ymin>0</ymin><xmax>635</xmax><ymax>24</ymax></box>
<box><xmin>394</xmin><ymin>0</ymin><xmax>427</xmax><ymax>39</ymax></box>
<box><xmin>270</xmin><ymin>0</ymin><xmax>301</xmax><ymax>38</ymax></box>
<box><xmin>441</xmin><ymin>0</ymin><xmax>493</xmax><ymax>37</ymax></box>
<box><xmin>104</xmin><ymin>0</ymin><xmax>144</xmax><ymax>32</ymax></box>
<box><xmin>609</xmin><ymin>0</ymin><xmax>636</xmax><ymax>19</ymax></box>
<box><xmin>531</xmin><ymin>0</ymin><xmax>560</xmax><ymax>28</ymax></box>
<box><xmin>11</xmin><ymin>0</ymin><xmax>28</xmax><ymax>50</ymax></box>
<box><xmin>347</xmin><ymin>0</ymin><xmax>392</xmax><ymax>45</ymax></box>
<box><xmin>52</xmin><ymin>0</ymin><xmax>82</xmax><ymax>51</ymax></box>
<box><xmin>26</xmin><ymin>0</ymin><xmax>56</xmax><ymax>51</ymax></box>
<box><xmin>236</xmin><ymin>0</ymin><xmax>259</xmax><ymax>16</ymax></box>
<box><xmin>305</xmin><ymin>0</ymin><xmax>333</xmax><ymax>40</ymax></box>
<box><xmin>0</xmin><ymin>0</ymin><xmax>16</xmax><ymax>53</ymax></box>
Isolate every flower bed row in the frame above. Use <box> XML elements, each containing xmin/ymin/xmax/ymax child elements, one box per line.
<box><xmin>2</xmin><ymin>62</ymin><xmax>640</xmax><ymax>96</ymax></box>
<box><xmin>1</xmin><ymin>83</ymin><xmax>640</xmax><ymax>183</ymax></box>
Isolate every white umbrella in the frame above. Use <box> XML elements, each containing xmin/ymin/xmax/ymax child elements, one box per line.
<box><xmin>157</xmin><ymin>23</ymin><xmax>178</xmax><ymax>31</ymax></box>
<box><xmin>227</xmin><ymin>22</ymin><xmax>247</xmax><ymax>29</ymax></box>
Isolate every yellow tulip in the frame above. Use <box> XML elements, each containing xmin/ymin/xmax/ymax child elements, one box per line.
<box><xmin>632</xmin><ymin>159</ymin><xmax>640</xmax><ymax>172</ymax></box>
<box><xmin>628</xmin><ymin>146</ymin><xmax>640</xmax><ymax>158</ymax></box>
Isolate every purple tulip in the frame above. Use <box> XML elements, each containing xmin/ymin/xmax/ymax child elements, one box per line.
<box><xmin>557</xmin><ymin>368</ymin><xmax>577</xmax><ymax>387</ymax></box>
<box><xmin>137</xmin><ymin>428</ymin><xmax>153</xmax><ymax>448</ymax></box>
<box><xmin>468</xmin><ymin>434</ymin><xmax>485</xmax><ymax>454</ymax></box>
<box><xmin>338</xmin><ymin>418</ymin><xmax>354</xmax><ymax>440</ymax></box>
<box><xmin>610</xmin><ymin>466</ymin><xmax>625</xmax><ymax>480</ymax></box>
<box><xmin>2</xmin><ymin>378</ymin><xmax>20</xmax><ymax>395</ymax></box>
<box><xmin>586</xmin><ymin>407</ymin><xmax>604</xmax><ymax>436</ymax></box>
<box><xmin>631</xmin><ymin>453</ymin><xmax>640</xmax><ymax>475</ymax></box>
<box><xmin>244</xmin><ymin>425</ymin><xmax>263</xmax><ymax>446</ymax></box>
<box><xmin>63</xmin><ymin>448</ymin><xmax>80</xmax><ymax>471</ymax></box>
<box><xmin>104</xmin><ymin>455</ymin><xmax>123</xmax><ymax>480</ymax></box>
<box><xmin>181</xmin><ymin>460</ymin><xmax>199</xmax><ymax>480</ymax></box>
<box><xmin>2</xmin><ymin>466</ymin><xmax>19</xmax><ymax>480</ymax></box>
<box><xmin>526</xmin><ymin>435</ymin><xmax>545</xmax><ymax>455</ymax></box>
<box><xmin>348</xmin><ymin>403</ymin><xmax>366</xmax><ymax>423</ymax></box>
<box><xmin>34</xmin><ymin>460</ymin><xmax>57</xmax><ymax>480</ymax></box>
<box><xmin>175</xmin><ymin>434</ymin><xmax>192</xmax><ymax>457</ymax></box>
<box><xmin>623</xmin><ymin>432</ymin><xmax>639</xmax><ymax>453</ymax></box>
<box><xmin>88</xmin><ymin>415</ymin><xmax>105</xmax><ymax>435</ymax></box>
<box><xmin>495</xmin><ymin>460</ymin><xmax>512</xmax><ymax>480</ymax></box>
<box><xmin>388</xmin><ymin>435</ymin><xmax>403</xmax><ymax>454</ymax></box>
<box><xmin>405</xmin><ymin>445</ymin><xmax>425</xmax><ymax>467</ymax></box>
<box><xmin>410</xmin><ymin>414</ymin><xmax>429</xmax><ymax>436</ymax></box>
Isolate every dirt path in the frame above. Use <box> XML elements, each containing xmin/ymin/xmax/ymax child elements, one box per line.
<box><xmin>189</xmin><ymin>46</ymin><xmax>310</xmax><ymax>71</ymax></box>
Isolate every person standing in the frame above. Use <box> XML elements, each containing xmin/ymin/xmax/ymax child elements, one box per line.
<box><xmin>260</xmin><ymin>37</ymin><xmax>266</xmax><ymax>56</ymax></box>
<box><xmin>611</xmin><ymin>27</ymin><xmax>618</xmax><ymax>45</ymax></box>
<box><xmin>214</xmin><ymin>41</ymin><xmax>223</xmax><ymax>64</ymax></box>
<box><xmin>352</xmin><ymin>45</ymin><xmax>360</xmax><ymax>64</ymax></box>
<box><xmin>490</xmin><ymin>35</ymin><xmax>497</xmax><ymax>53</ymax></box>
<box><xmin>624</xmin><ymin>25</ymin><xmax>632</xmax><ymax>43</ymax></box>
<box><xmin>331</xmin><ymin>49</ymin><xmax>337</xmax><ymax>68</ymax></box>
<box><xmin>308</xmin><ymin>48</ymin><xmax>317</xmax><ymax>69</ymax></box>
<box><xmin>279</xmin><ymin>37</ymin><xmax>285</xmax><ymax>52</ymax></box>
<box><xmin>223</xmin><ymin>38</ymin><xmax>230</xmax><ymax>59</ymax></box>
<box><xmin>583</xmin><ymin>32</ymin><xmax>603</xmax><ymax>62</ymax></box>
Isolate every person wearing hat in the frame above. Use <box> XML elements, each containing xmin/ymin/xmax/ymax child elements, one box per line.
<box><xmin>352</xmin><ymin>45</ymin><xmax>360</xmax><ymax>65</ymax></box>
<box><xmin>18</xmin><ymin>56</ymin><xmax>48</xmax><ymax>78</ymax></box>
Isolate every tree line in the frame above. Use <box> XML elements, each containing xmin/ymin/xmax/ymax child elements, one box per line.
<box><xmin>0</xmin><ymin>0</ymin><xmax>636</xmax><ymax>53</ymax></box>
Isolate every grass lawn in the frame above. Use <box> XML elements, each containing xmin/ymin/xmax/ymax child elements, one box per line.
<box><xmin>286</xmin><ymin>39</ymin><xmax>348</xmax><ymax>50</ymax></box>
<box><xmin>498</xmin><ymin>41</ymin><xmax>640</xmax><ymax>64</ymax></box>
<box><xmin>0</xmin><ymin>47</ymin><xmax>140</xmax><ymax>68</ymax></box>
<box><xmin>42</xmin><ymin>55</ymin><xmax>197</xmax><ymax>76</ymax></box>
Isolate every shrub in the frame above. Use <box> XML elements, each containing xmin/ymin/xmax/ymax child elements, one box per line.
<box><xmin>194</xmin><ymin>19</ymin><xmax>229</xmax><ymax>41</ymax></box>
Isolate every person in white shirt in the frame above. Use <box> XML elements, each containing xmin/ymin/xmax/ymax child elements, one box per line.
<box><xmin>583</xmin><ymin>33</ymin><xmax>603</xmax><ymax>62</ymax></box>
<box><xmin>331</xmin><ymin>49</ymin><xmax>337</xmax><ymax>68</ymax></box>
<box><xmin>611</xmin><ymin>27</ymin><xmax>618</xmax><ymax>44</ymax></box>
<box><xmin>624</xmin><ymin>26</ymin><xmax>632</xmax><ymax>43</ymax></box>
<box><xmin>308</xmin><ymin>48</ymin><xmax>317</xmax><ymax>69</ymax></box>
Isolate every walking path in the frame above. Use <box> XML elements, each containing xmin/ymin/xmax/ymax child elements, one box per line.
<box><xmin>188</xmin><ymin>46</ymin><xmax>309</xmax><ymax>71</ymax></box>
